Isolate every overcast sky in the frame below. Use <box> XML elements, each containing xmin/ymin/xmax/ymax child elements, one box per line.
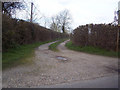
<box><xmin>17</xmin><ymin>0</ymin><xmax>119</xmax><ymax>29</ymax></box>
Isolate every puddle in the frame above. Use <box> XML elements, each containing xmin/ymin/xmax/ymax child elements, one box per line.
<box><xmin>56</xmin><ymin>56</ymin><xmax>68</xmax><ymax>61</ymax></box>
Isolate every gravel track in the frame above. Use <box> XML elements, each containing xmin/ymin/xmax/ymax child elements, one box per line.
<box><xmin>2</xmin><ymin>40</ymin><xmax>118</xmax><ymax>88</ymax></box>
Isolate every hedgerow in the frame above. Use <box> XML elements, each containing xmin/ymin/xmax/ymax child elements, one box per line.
<box><xmin>2</xmin><ymin>14</ymin><xmax>68</xmax><ymax>51</ymax></box>
<box><xmin>71</xmin><ymin>24</ymin><xmax>119</xmax><ymax>51</ymax></box>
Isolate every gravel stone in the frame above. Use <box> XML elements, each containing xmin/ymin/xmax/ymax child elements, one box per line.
<box><xmin>2</xmin><ymin>40</ymin><xmax>118</xmax><ymax>88</ymax></box>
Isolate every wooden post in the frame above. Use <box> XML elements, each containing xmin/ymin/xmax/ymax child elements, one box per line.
<box><xmin>117</xmin><ymin>1</ymin><xmax>120</xmax><ymax>52</ymax></box>
<box><xmin>30</xmin><ymin>2</ymin><xmax>33</xmax><ymax>22</ymax></box>
<box><xmin>116</xmin><ymin>27</ymin><xmax>119</xmax><ymax>52</ymax></box>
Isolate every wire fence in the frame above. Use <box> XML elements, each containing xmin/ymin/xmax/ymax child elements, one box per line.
<box><xmin>11</xmin><ymin>0</ymin><xmax>46</xmax><ymax>26</ymax></box>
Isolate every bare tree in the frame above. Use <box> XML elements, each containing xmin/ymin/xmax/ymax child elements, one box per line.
<box><xmin>50</xmin><ymin>16</ymin><xmax>61</xmax><ymax>32</ymax></box>
<box><xmin>50</xmin><ymin>9</ymin><xmax>72</xmax><ymax>33</ymax></box>
<box><xmin>58</xmin><ymin>9</ymin><xmax>72</xmax><ymax>33</ymax></box>
<box><xmin>2</xmin><ymin>2</ymin><xmax>24</xmax><ymax>16</ymax></box>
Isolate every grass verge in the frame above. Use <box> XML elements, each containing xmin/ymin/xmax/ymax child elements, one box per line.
<box><xmin>2</xmin><ymin>39</ymin><xmax>59</xmax><ymax>70</ymax></box>
<box><xmin>49</xmin><ymin>39</ymin><xmax>67</xmax><ymax>51</ymax></box>
<box><xmin>65</xmin><ymin>41</ymin><xmax>118</xmax><ymax>57</ymax></box>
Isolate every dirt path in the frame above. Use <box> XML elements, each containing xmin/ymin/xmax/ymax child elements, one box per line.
<box><xmin>2</xmin><ymin>40</ymin><xmax>118</xmax><ymax>88</ymax></box>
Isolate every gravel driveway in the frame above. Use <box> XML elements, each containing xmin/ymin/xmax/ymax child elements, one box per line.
<box><xmin>2</xmin><ymin>40</ymin><xmax>118</xmax><ymax>88</ymax></box>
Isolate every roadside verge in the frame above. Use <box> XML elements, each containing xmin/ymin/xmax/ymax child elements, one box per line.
<box><xmin>65</xmin><ymin>41</ymin><xmax>118</xmax><ymax>57</ymax></box>
<box><xmin>3</xmin><ymin>39</ymin><xmax>59</xmax><ymax>70</ymax></box>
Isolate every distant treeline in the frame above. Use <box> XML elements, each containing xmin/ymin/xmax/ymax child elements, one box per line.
<box><xmin>71</xmin><ymin>24</ymin><xmax>119</xmax><ymax>51</ymax></box>
<box><xmin>2</xmin><ymin>14</ymin><xmax>68</xmax><ymax>51</ymax></box>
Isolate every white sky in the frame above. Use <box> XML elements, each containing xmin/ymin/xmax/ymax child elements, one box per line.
<box><xmin>17</xmin><ymin>0</ymin><xmax>119</xmax><ymax>29</ymax></box>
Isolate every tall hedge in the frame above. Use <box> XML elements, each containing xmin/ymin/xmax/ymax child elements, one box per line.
<box><xmin>71</xmin><ymin>24</ymin><xmax>119</xmax><ymax>51</ymax></box>
<box><xmin>2</xmin><ymin>14</ymin><xmax>68</xmax><ymax>51</ymax></box>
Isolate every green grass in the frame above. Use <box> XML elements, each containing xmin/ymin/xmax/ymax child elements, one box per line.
<box><xmin>49</xmin><ymin>39</ymin><xmax>67</xmax><ymax>51</ymax></box>
<box><xmin>2</xmin><ymin>39</ymin><xmax>59</xmax><ymax>70</ymax></box>
<box><xmin>65</xmin><ymin>41</ymin><xmax>118</xmax><ymax>57</ymax></box>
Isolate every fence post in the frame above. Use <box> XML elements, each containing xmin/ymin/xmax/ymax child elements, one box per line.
<box><xmin>116</xmin><ymin>28</ymin><xmax>119</xmax><ymax>52</ymax></box>
<box><xmin>117</xmin><ymin>1</ymin><xmax>120</xmax><ymax>52</ymax></box>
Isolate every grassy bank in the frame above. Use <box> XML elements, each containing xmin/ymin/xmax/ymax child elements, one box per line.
<box><xmin>2</xmin><ymin>39</ymin><xmax>59</xmax><ymax>70</ymax></box>
<box><xmin>65</xmin><ymin>41</ymin><xmax>118</xmax><ymax>57</ymax></box>
<box><xmin>49</xmin><ymin>39</ymin><xmax>67</xmax><ymax>51</ymax></box>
